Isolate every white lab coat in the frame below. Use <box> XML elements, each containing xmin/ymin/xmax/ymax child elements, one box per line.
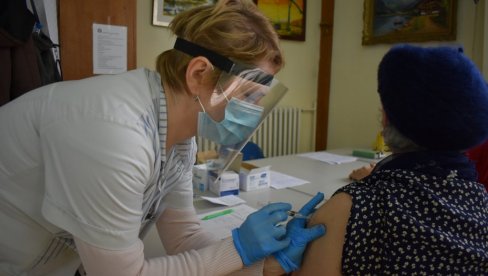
<box><xmin>0</xmin><ymin>69</ymin><xmax>194</xmax><ymax>274</ymax></box>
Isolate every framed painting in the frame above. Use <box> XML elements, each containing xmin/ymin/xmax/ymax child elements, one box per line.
<box><xmin>153</xmin><ymin>0</ymin><xmax>216</xmax><ymax>27</ymax></box>
<box><xmin>254</xmin><ymin>0</ymin><xmax>307</xmax><ymax>41</ymax></box>
<box><xmin>362</xmin><ymin>0</ymin><xmax>457</xmax><ymax>45</ymax></box>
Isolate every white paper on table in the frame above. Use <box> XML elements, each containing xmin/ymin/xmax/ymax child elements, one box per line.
<box><xmin>270</xmin><ymin>170</ymin><xmax>309</xmax><ymax>189</ymax></box>
<box><xmin>298</xmin><ymin>151</ymin><xmax>357</xmax><ymax>164</ymax></box>
<box><xmin>199</xmin><ymin>204</ymin><xmax>256</xmax><ymax>240</ymax></box>
<box><xmin>200</xmin><ymin>195</ymin><xmax>246</xmax><ymax>206</ymax></box>
<box><xmin>93</xmin><ymin>23</ymin><xmax>127</xmax><ymax>74</ymax></box>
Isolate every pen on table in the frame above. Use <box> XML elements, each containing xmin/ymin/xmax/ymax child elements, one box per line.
<box><xmin>202</xmin><ymin>209</ymin><xmax>234</xmax><ymax>220</ymax></box>
<box><xmin>287</xmin><ymin>210</ymin><xmax>312</xmax><ymax>220</ymax></box>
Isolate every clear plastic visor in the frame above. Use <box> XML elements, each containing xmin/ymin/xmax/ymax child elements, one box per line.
<box><xmin>173</xmin><ymin>37</ymin><xmax>289</xmax><ymax>183</ymax></box>
<box><xmin>202</xmin><ymin>68</ymin><xmax>288</xmax><ymax>183</ymax></box>
<box><xmin>205</xmin><ymin>67</ymin><xmax>277</xmax><ymax>120</ymax></box>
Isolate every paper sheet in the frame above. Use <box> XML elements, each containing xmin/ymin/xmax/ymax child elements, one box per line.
<box><xmin>200</xmin><ymin>195</ymin><xmax>246</xmax><ymax>206</ymax></box>
<box><xmin>199</xmin><ymin>204</ymin><xmax>256</xmax><ymax>240</ymax></box>
<box><xmin>93</xmin><ymin>23</ymin><xmax>127</xmax><ymax>74</ymax></box>
<box><xmin>270</xmin><ymin>170</ymin><xmax>309</xmax><ymax>189</ymax></box>
<box><xmin>298</xmin><ymin>151</ymin><xmax>357</xmax><ymax>164</ymax></box>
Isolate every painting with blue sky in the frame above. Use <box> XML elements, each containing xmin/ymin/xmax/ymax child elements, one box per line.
<box><xmin>362</xmin><ymin>0</ymin><xmax>457</xmax><ymax>45</ymax></box>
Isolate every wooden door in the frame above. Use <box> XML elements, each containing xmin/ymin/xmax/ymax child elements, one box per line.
<box><xmin>59</xmin><ymin>0</ymin><xmax>136</xmax><ymax>80</ymax></box>
<box><xmin>315</xmin><ymin>0</ymin><xmax>334</xmax><ymax>151</ymax></box>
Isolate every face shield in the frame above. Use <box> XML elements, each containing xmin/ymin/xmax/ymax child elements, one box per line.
<box><xmin>174</xmin><ymin>38</ymin><xmax>288</xmax><ymax>182</ymax></box>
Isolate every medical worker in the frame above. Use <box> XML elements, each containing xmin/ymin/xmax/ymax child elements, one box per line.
<box><xmin>0</xmin><ymin>1</ymin><xmax>325</xmax><ymax>275</ymax></box>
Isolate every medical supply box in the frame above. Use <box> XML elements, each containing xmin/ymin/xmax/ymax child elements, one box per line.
<box><xmin>192</xmin><ymin>164</ymin><xmax>209</xmax><ymax>192</ymax></box>
<box><xmin>239</xmin><ymin>163</ymin><xmax>271</xmax><ymax>191</ymax></box>
<box><xmin>208</xmin><ymin>170</ymin><xmax>240</xmax><ymax>196</ymax></box>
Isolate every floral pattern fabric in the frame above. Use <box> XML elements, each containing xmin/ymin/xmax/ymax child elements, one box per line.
<box><xmin>336</xmin><ymin>151</ymin><xmax>488</xmax><ymax>275</ymax></box>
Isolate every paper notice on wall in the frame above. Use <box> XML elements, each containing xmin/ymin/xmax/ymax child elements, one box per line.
<box><xmin>93</xmin><ymin>23</ymin><xmax>127</xmax><ymax>74</ymax></box>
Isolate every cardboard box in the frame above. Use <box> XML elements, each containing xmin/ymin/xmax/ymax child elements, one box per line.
<box><xmin>239</xmin><ymin>163</ymin><xmax>271</xmax><ymax>191</ymax></box>
<box><xmin>196</xmin><ymin>150</ymin><xmax>218</xmax><ymax>164</ymax></box>
<box><xmin>192</xmin><ymin>164</ymin><xmax>208</xmax><ymax>192</ymax></box>
<box><xmin>209</xmin><ymin>170</ymin><xmax>240</xmax><ymax>196</ymax></box>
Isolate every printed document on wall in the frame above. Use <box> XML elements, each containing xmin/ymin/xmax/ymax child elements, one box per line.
<box><xmin>93</xmin><ymin>23</ymin><xmax>127</xmax><ymax>74</ymax></box>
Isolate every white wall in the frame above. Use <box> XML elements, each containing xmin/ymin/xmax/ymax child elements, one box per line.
<box><xmin>137</xmin><ymin>0</ymin><xmax>479</xmax><ymax>152</ymax></box>
<box><xmin>327</xmin><ymin>0</ymin><xmax>480</xmax><ymax>150</ymax></box>
<box><xmin>136</xmin><ymin>0</ymin><xmax>322</xmax><ymax>153</ymax></box>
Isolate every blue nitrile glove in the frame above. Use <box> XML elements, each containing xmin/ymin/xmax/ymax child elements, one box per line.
<box><xmin>232</xmin><ymin>202</ymin><xmax>292</xmax><ymax>266</ymax></box>
<box><xmin>273</xmin><ymin>192</ymin><xmax>327</xmax><ymax>273</ymax></box>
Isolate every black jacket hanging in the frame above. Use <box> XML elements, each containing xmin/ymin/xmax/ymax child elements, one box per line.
<box><xmin>0</xmin><ymin>0</ymin><xmax>41</xmax><ymax>106</ymax></box>
<box><xmin>30</xmin><ymin>0</ymin><xmax>62</xmax><ymax>85</ymax></box>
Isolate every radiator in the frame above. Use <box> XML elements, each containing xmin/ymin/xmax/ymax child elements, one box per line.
<box><xmin>196</xmin><ymin>106</ymin><xmax>301</xmax><ymax>158</ymax></box>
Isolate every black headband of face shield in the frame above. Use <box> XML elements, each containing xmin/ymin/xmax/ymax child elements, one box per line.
<box><xmin>174</xmin><ymin>37</ymin><xmax>274</xmax><ymax>86</ymax></box>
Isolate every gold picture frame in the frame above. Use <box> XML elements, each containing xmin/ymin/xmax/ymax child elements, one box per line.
<box><xmin>152</xmin><ymin>0</ymin><xmax>216</xmax><ymax>27</ymax></box>
<box><xmin>362</xmin><ymin>0</ymin><xmax>457</xmax><ymax>45</ymax></box>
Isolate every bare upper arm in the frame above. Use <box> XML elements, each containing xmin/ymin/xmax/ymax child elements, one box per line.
<box><xmin>293</xmin><ymin>192</ymin><xmax>352</xmax><ymax>276</ymax></box>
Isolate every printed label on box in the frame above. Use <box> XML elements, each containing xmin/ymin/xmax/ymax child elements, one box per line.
<box><xmin>192</xmin><ymin>164</ymin><xmax>208</xmax><ymax>192</ymax></box>
<box><xmin>239</xmin><ymin>165</ymin><xmax>271</xmax><ymax>191</ymax></box>
<box><xmin>209</xmin><ymin>170</ymin><xmax>240</xmax><ymax>196</ymax></box>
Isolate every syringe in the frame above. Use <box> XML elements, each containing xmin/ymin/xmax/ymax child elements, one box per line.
<box><xmin>287</xmin><ymin>210</ymin><xmax>312</xmax><ymax>220</ymax></box>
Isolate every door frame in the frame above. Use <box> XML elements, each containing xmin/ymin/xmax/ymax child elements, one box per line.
<box><xmin>315</xmin><ymin>0</ymin><xmax>334</xmax><ymax>151</ymax></box>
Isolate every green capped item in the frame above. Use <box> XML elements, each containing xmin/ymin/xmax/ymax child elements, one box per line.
<box><xmin>352</xmin><ymin>149</ymin><xmax>379</xmax><ymax>159</ymax></box>
<box><xmin>202</xmin><ymin>209</ymin><xmax>234</xmax><ymax>220</ymax></box>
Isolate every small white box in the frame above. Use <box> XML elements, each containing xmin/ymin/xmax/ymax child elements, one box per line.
<box><xmin>239</xmin><ymin>163</ymin><xmax>271</xmax><ymax>191</ymax></box>
<box><xmin>192</xmin><ymin>164</ymin><xmax>208</xmax><ymax>192</ymax></box>
<box><xmin>209</xmin><ymin>170</ymin><xmax>240</xmax><ymax>196</ymax></box>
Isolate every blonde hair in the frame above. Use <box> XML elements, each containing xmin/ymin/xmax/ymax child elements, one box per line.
<box><xmin>156</xmin><ymin>0</ymin><xmax>283</xmax><ymax>93</ymax></box>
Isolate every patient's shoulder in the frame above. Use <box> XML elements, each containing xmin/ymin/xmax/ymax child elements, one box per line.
<box><xmin>294</xmin><ymin>192</ymin><xmax>352</xmax><ymax>276</ymax></box>
<box><xmin>312</xmin><ymin>192</ymin><xmax>352</xmax><ymax>224</ymax></box>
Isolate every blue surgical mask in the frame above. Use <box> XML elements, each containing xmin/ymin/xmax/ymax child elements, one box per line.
<box><xmin>197</xmin><ymin>97</ymin><xmax>264</xmax><ymax>146</ymax></box>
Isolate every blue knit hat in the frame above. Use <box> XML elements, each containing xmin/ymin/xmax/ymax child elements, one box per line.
<box><xmin>378</xmin><ymin>44</ymin><xmax>488</xmax><ymax>151</ymax></box>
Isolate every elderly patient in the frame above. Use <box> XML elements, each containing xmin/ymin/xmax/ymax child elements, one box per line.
<box><xmin>296</xmin><ymin>45</ymin><xmax>488</xmax><ymax>275</ymax></box>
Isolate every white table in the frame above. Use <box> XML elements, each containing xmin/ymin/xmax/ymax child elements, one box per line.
<box><xmin>193</xmin><ymin>186</ymin><xmax>314</xmax><ymax>214</ymax></box>
<box><xmin>143</xmin><ymin>148</ymin><xmax>375</xmax><ymax>257</ymax></box>
<box><xmin>249</xmin><ymin>148</ymin><xmax>374</xmax><ymax>198</ymax></box>
<box><xmin>144</xmin><ymin>184</ymin><xmax>312</xmax><ymax>257</ymax></box>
